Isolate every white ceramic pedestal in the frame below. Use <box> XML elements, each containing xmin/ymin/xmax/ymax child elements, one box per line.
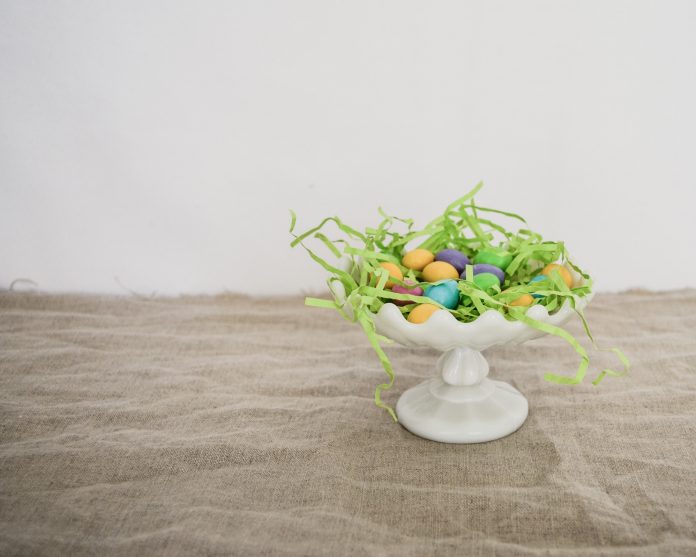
<box><xmin>330</xmin><ymin>260</ymin><xmax>592</xmax><ymax>445</ymax></box>
<box><xmin>395</xmin><ymin>347</ymin><xmax>528</xmax><ymax>443</ymax></box>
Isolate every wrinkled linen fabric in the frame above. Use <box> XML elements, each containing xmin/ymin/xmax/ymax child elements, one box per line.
<box><xmin>1</xmin><ymin>291</ymin><xmax>695</xmax><ymax>556</ymax></box>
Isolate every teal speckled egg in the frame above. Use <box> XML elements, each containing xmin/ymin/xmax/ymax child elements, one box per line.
<box><xmin>529</xmin><ymin>274</ymin><xmax>548</xmax><ymax>298</ymax></box>
<box><xmin>424</xmin><ymin>280</ymin><xmax>460</xmax><ymax>309</ymax></box>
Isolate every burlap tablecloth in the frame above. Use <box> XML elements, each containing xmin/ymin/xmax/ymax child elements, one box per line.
<box><xmin>1</xmin><ymin>291</ymin><xmax>695</xmax><ymax>556</ymax></box>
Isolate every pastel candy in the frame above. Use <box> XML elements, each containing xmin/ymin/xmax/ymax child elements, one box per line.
<box><xmin>529</xmin><ymin>274</ymin><xmax>548</xmax><ymax>298</ymax></box>
<box><xmin>472</xmin><ymin>272</ymin><xmax>501</xmax><ymax>293</ymax></box>
<box><xmin>567</xmin><ymin>265</ymin><xmax>583</xmax><ymax>288</ymax></box>
<box><xmin>401</xmin><ymin>248</ymin><xmax>434</xmax><ymax>271</ymax></box>
<box><xmin>422</xmin><ymin>261</ymin><xmax>459</xmax><ymax>282</ymax></box>
<box><xmin>407</xmin><ymin>303</ymin><xmax>441</xmax><ymax>324</ymax></box>
<box><xmin>434</xmin><ymin>249</ymin><xmax>470</xmax><ymax>274</ymax></box>
<box><xmin>473</xmin><ymin>248</ymin><xmax>513</xmax><ymax>270</ymax></box>
<box><xmin>541</xmin><ymin>263</ymin><xmax>573</xmax><ymax>289</ymax></box>
<box><xmin>424</xmin><ymin>279</ymin><xmax>460</xmax><ymax>309</ymax></box>
<box><xmin>470</xmin><ymin>263</ymin><xmax>505</xmax><ymax>284</ymax></box>
<box><xmin>377</xmin><ymin>262</ymin><xmax>403</xmax><ymax>288</ymax></box>
<box><xmin>391</xmin><ymin>281</ymin><xmax>424</xmax><ymax>306</ymax></box>
<box><xmin>509</xmin><ymin>293</ymin><xmax>534</xmax><ymax>307</ymax></box>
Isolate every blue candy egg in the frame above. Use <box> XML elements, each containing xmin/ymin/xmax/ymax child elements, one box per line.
<box><xmin>529</xmin><ymin>274</ymin><xmax>548</xmax><ymax>299</ymax></box>
<box><xmin>424</xmin><ymin>279</ymin><xmax>460</xmax><ymax>309</ymax></box>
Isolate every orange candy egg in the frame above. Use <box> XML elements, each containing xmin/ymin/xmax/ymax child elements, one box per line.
<box><xmin>421</xmin><ymin>261</ymin><xmax>459</xmax><ymax>283</ymax></box>
<box><xmin>377</xmin><ymin>262</ymin><xmax>404</xmax><ymax>288</ymax></box>
<box><xmin>401</xmin><ymin>248</ymin><xmax>435</xmax><ymax>271</ymax></box>
<box><xmin>509</xmin><ymin>293</ymin><xmax>534</xmax><ymax>307</ymax></box>
<box><xmin>407</xmin><ymin>303</ymin><xmax>441</xmax><ymax>324</ymax></box>
<box><xmin>541</xmin><ymin>264</ymin><xmax>573</xmax><ymax>288</ymax></box>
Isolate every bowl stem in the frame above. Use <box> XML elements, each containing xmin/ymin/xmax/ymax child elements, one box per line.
<box><xmin>438</xmin><ymin>347</ymin><xmax>489</xmax><ymax>387</ymax></box>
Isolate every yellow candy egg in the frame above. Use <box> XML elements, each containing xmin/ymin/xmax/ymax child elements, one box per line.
<box><xmin>407</xmin><ymin>303</ymin><xmax>441</xmax><ymax>324</ymax></box>
<box><xmin>401</xmin><ymin>248</ymin><xmax>435</xmax><ymax>271</ymax></box>
<box><xmin>377</xmin><ymin>262</ymin><xmax>403</xmax><ymax>288</ymax></box>
<box><xmin>541</xmin><ymin>264</ymin><xmax>573</xmax><ymax>289</ymax></box>
<box><xmin>421</xmin><ymin>261</ymin><xmax>459</xmax><ymax>283</ymax></box>
<box><xmin>509</xmin><ymin>293</ymin><xmax>534</xmax><ymax>307</ymax></box>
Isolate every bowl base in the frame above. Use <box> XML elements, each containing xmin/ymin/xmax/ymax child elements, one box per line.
<box><xmin>396</xmin><ymin>378</ymin><xmax>528</xmax><ymax>443</ymax></box>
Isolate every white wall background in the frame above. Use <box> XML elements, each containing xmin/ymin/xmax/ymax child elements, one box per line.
<box><xmin>1</xmin><ymin>0</ymin><xmax>695</xmax><ymax>295</ymax></box>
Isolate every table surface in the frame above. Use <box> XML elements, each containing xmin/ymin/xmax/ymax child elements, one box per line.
<box><xmin>1</xmin><ymin>290</ymin><xmax>695</xmax><ymax>556</ymax></box>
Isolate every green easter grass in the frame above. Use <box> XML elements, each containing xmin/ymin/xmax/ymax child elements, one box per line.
<box><xmin>290</xmin><ymin>182</ymin><xmax>629</xmax><ymax>421</ymax></box>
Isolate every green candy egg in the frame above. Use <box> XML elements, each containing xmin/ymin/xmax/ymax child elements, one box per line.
<box><xmin>473</xmin><ymin>272</ymin><xmax>501</xmax><ymax>293</ymax></box>
<box><xmin>473</xmin><ymin>248</ymin><xmax>513</xmax><ymax>270</ymax></box>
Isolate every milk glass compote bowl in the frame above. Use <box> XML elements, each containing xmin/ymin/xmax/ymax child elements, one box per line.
<box><xmin>331</xmin><ymin>265</ymin><xmax>592</xmax><ymax>444</ymax></box>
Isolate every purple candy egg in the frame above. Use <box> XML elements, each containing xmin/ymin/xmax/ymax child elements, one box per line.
<box><xmin>434</xmin><ymin>249</ymin><xmax>470</xmax><ymax>274</ymax></box>
<box><xmin>467</xmin><ymin>263</ymin><xmax>505</xmax><ymax>284</ymax></box>
<box><xmin>391</xmin><ymin>281</ymin><xmax>424</xmax><ymax>306</ymax></box>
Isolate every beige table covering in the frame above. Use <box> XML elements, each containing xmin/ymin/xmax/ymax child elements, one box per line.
<box><xmin>1</xmin><ymin>290</ymin><xmax>695</xmax><ymax>556</ymax></box>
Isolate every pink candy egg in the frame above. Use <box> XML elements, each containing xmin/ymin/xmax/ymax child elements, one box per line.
<box><xmin>392</xmin><ymin>281</ymin><xmax>424</xmax><ymax>306</ymax></box>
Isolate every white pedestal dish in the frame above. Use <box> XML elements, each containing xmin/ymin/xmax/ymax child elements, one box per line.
<box><xmin>330</xmin><ymin>272</ymin><xmax>592</xmax><ymax>444</ymax></box>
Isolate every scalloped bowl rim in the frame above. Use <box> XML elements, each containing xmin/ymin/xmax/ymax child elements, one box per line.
<box><xmin>329</xmin><ymin>271</ymin><xmax>593</xmax><ymax>352</ymax></box>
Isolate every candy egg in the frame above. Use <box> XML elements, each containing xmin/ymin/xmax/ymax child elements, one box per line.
<box><xmin>529</xmin><ymin>274</ymin><xmax>548</xmax><ymax>298</ymax></box>
<box><xmin>470</xmin><ymin>263</ymin><xmax>505</xmax><ymax>284</ymax></box>
<box><xmin>422</xmin><ymin>261</ymin><xmax>459</xmax><ymax>282</ymax></box>
<box><xmin>407</xmin><ymin>303</ymin><xmax>441</xmax><ymax>324</ymax></box>
<box><xmin>401</xmin><ymin>248</ymin><xmax>434</xmax><ymax>271</ymax></box>
<box><xmin>567</xmin><ymin>265</ymin><xmax>583</xmax><ymax>288</ymax></box>
<box><xmin>377</xmin><ymin>262</ymin><xmax>403</xmax><ymax>288</ymax></box>
<box><xmin>541</xmin><ymin>264</ymin><xmax>573</xmax><ymax>289</ymax></box>
<box><xmin>424</xmin><ymin>279</ymin><xmax>460</xmax><ymax>309</ymax></box>
<box><xmin>472</xmin><ymin>272</ymin><xmax>501</xmax><ymax>293</ymax></box>
<box><xmin>434</xmin><ymin>249</ymin><xmax>470</xmax><ymax>274</ymax></box>
<box><xmin>473</xmin><ymin>248</ymin><xmax>513</xmax><ymax>270</ymax></box>
<box><xmin>509</xmin><ymin>293</ymin><xmax>534</xmax><ymax>307</ymax></box>
<box><xmin>391</xmin><ymin>281</ymin><xmax>424</xmax><ymax>306</ymax></box>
